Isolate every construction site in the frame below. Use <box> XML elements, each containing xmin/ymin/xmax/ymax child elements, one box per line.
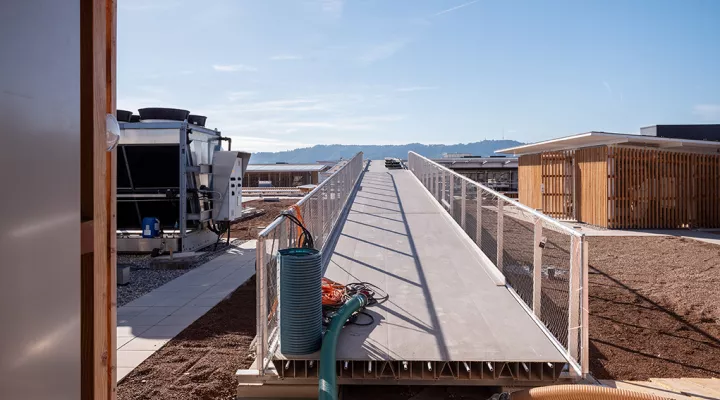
<box><xmin>4</xmin><ymin>1</ymin><xmax>720</xmax><ymax>400</ymax></box>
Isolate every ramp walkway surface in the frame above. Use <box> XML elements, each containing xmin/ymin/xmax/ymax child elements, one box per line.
<box><xmin>279</xmin><ymin>160</ymin><xmax>565</xmax><ymax>364</ymax></box>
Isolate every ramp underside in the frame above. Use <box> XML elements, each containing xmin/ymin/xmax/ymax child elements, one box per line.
<box><xmin>276</xmin><ymin>161</ymin><xmax>565</xmax><ymax>366</ymax></box>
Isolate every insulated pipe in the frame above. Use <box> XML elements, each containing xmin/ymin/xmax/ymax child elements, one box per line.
<box><xmin>318</xmin><ymin>294</ymin><xmax>367</xmax><ymax>400</ymax></box>
<box><xmin>510</xmin><ymin>384</ymin><xmax>666</xmax><ymax>400</ymax></box>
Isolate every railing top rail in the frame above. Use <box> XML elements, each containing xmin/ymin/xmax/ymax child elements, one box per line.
<box><xmin>408</xmin><ymin>151</ymin><xmax>583</xmax><ymax>238</ymax></box>
<box><xmin>257</xmin><ymin>152</ymin><xmax>363</xmax><ymax>238</ymax></box>
<box><xmin>295</xmin><ymin>152</ymin><xmax>363</xmax><ymax>207</ymax></box>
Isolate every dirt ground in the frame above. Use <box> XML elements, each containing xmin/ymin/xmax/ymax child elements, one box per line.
<box><xmin>587</xmin><ymin>236</ymin><xmax>720</xmax><ymax>380</ymax></box>
<box><xmin>117</xmin><ymin>277</ymin><xmax>257</xmax><ymax>400</ymax></box>
<box><xmin>230</xmin><ymin>199</ymin><xmax>298</xmax><ymax>240</ymax></box>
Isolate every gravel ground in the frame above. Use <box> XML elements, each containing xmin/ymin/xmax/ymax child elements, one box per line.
<box><xmin>117</xmin><ymin>240</ymin><xmax>241</xmax><ymax>307</ymax></box>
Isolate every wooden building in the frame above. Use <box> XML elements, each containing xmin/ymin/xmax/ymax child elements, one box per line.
<box><xmin>498</xmin><ymin>128</ymin><xmax>720</xmax><ymax>229</ymax></box>
<box><xmin>244</xmin><ymin>164</ymin><xmax>329</xmax><ymax>187</ymax></box>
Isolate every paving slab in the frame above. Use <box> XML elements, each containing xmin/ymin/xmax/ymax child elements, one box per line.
<box><xmin>116</xmin><ymin>240</ymin><xmax>256</xmax><ymax>383</ymax></box>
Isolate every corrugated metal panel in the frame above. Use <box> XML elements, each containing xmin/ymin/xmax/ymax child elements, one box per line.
<box><xmin>246</xmin><ymin>164</ymin><xmax>328</xmax><ymax>172</ymax></box>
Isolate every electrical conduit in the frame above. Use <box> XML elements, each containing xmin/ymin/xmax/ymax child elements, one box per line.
<box><xmin>318</xmin><ymin>294</ymin><xmax>367</xmax><ymax>400</ymax></box>
<box><xmin>510</xmin><ymin>384</ymin><xmax>667</xmax><ymax>400</ymax></box>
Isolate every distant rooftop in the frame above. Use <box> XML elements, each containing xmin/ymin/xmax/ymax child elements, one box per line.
<box><xmin>246</xmin><ymin>164</ymin><xmax>329</xmax><ymax>173</ymax></box>
<box><xmin>432</xmin><ymin>155</ymin><xmax>518</xmax><ymax>169</ymax></box>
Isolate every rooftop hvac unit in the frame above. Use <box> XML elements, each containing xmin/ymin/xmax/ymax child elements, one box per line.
<box><xmin>116</xmin><ymin>109</ymin><xmax>251</xmax><ymax>254</ymax></box>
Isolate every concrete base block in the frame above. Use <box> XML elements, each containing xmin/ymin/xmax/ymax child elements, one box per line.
<box><xmin>117</xmin><ymin>265</ymin><xmax>131</xmax><ymax>285</ymax></box>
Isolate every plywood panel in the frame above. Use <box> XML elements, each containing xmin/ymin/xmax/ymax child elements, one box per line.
<box><xmin>518</xmin><ymin>154</ymin><xmax>542</xmax><ymax>210</ymax></box>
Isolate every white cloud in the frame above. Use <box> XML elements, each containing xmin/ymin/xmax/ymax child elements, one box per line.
<box><xmin>433</xmin><ymin>0</ymin><xmax>480</xmax><ymax>17</ymax></box>
<box><xmin>319</xmin><ymin>0</ymin><xmax>344</xmax><ymax>19</ymax></box>
<box><xmin>270</xmin><ymin>55</ymin><xmax>303</xmax><ymax>61</ymax></box>
<box><xmin>227</xmin><ymin>91</ymin><xmax>257</xmax><ymax>101</ymax></box>
<box><xmin>359</xmin><ymin>39</ymin><xmax>410</xmax><ymax>65</ymax></box>
<box><xmin>602</xmin><ymin>81</ymin><xmax>612</xmax><ymax>96</ymax></box>
<box><xmin>693</xmin><ymin>104</ymin><xmax>720</xmax><ymax>121</ymax></box>
<box><xmin>212</xmin><ymin>64</ymin><xmax>258</xmax><ymax>72</ymax></box>
<box><xmin>395</xmin><ymin>86</ymin><xmax>438</xmax><ymax>92</ymax></box>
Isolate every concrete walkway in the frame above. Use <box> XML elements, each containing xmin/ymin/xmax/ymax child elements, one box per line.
<box><xmin>116</xmin><ymin>240</ymin><xmax>256</xmax><ymax>382</ymax></box>
<box><xmin>559</xmin><ymin>222</ymin><xmax>720</xmax><ymax>246</ymax></box>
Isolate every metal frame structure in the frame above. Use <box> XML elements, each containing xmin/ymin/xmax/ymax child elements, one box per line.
<box><xmin>254</xmin><ymin>152</ymin><xmax>365</xmax><ymax>375</ymax></box>
<box><xmin>407</xmin><ymin>151</ymin><xmax>590</xmax><ymax>377</ymax></box>
<box><xmin>116</xmin><ymin>121</ymin><xmax>246</xmax><ymax>253</ymax></box>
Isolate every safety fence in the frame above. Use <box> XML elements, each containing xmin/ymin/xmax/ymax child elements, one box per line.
<box><xmin>407</xmin><ymin>151</ymin><xmax>589</xmax><ymax>377</ymax></box>
<box><xmin>254</xmin><ymin>152</ymin><xmax>365</xmax><ymax>374</ymax></box>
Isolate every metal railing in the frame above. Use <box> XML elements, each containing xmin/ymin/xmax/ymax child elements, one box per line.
<box><xmin>254</xmin><ymin>152</ymin><xmax>364</xmax><ymax>374</ymax></box>
<box><xmin>407</xmin><ymin>151</ymin><xmax>589</xmax><ymax>377</ymax></box>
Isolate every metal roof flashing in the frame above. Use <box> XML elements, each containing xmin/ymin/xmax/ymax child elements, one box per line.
<box><xmin>496</xmin><ymin>131</ymin><xmax>720</xmax><ymax>156</ymax></box>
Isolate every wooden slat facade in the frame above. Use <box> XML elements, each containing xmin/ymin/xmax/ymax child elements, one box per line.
<box><xmin>575</xmin><ymin>146</ymin><xmax>608</xmax><ymax>227</ymax></box>
<box><xmin>608</xmin><ymin>146</ymin><xmax>720</xmax><ymax>229</ymax></box>
<box><xmin>519</xmin><ymin>145</ymin><xmax>720</xmax><ymax>229</ymax></box>
<box><xmin>540</xmin><ymin>150</ymin><xmax>574</xmax><ymax>220</ymax></box>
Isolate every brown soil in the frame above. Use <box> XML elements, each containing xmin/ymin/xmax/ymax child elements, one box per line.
<box><xmin>587</xmin><ymin>236</ymin><xmax>720</xmax><ymax>380</ymax></box>
<box><xmin>230</xmin><ymin>199</ymin><xmax>298</xmax><ymax>240</ymax></box>
<box><xmin>117</xmin><ymin>276</ymin><xmax>257</xmax><ymax>400</ymax></box>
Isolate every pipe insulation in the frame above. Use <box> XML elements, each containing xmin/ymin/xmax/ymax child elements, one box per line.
<box><xmin>279</xmin><ymin>248</ymin><xmax>323</xmax><ymax>355</ymax></box>
<box><xmin>318</xmin><ymin>294</ymin><xmax>368</xmax><ymax>400</ymax></box>
<box><xmin>510</xmin><ymin>384</ymin><xmax>667</xmax><ymax>400</ymax></box>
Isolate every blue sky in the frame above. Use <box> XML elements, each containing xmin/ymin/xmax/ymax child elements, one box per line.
<box><xmin>118</xmin><ymin>0</ymin><xmax>720</xmax><ymax>152</ymax></box>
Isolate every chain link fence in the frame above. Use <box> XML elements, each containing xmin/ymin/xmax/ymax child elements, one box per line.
<box><xmin>407</xmin><ymin>151</ymin><xmax>589</xmax><ymax>377</ymax></box>
<box><xmin>255</xmin><ymin>152</ymin><xmax>365</xmax><ymax>374</ymax></box>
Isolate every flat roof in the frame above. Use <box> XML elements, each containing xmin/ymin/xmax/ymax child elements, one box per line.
<box><xmin>433</xmin><ymin>156</ymin><xmax>518</xmax><ymax>169</ymax></box>
<box><xmin>496</xmin><ymin>131</ymin><xmax>720</xmax><ymax>156</ymax></box>
<box><xmin>246</xmin><ymin>164</ymin><xmax>328</xmax><ymax>172</ymax></box>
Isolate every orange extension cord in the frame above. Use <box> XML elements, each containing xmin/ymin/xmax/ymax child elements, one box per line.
<box><xmin>322</xmin><ymin>278</ymin><xmax>346</xmax><ymax>306</ymax></box>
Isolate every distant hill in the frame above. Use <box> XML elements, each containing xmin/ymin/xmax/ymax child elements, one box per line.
<box><xmin>249</xmin><ymin>140</ymin><xmax>523</xmax><ymax>164</ymax></box>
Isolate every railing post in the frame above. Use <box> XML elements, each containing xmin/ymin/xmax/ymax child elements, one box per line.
<box><xmin>476</xmin><ymin>190</ymin><xmax>482</xmax><ymax>244</ymax></box>
<box><xmin>533</xmin><ymin>217</ymin><xmax>543</xmax><ymax>316</ymax></box>
<box><xmin>581</xmin><ymin>236</ymin><xmax>590</xmax><ymax>376</ymax></box>
<box><xmin>460</xmin><ymin>180</ymin><xmax>467</xmax><ymax>230</ymax></box>
<box><xmin>435</xmin><ymin>168</ymin><xmax>440</xmax><ymax>201</ymax></box>
<box><xmin>568</xmin><ymin>235</ymin><xmax>582</xmax><ymax>371</ymax></box>
<box><xmin>440</xmin><ymin>170</ymin><xmax>446</xmax><ymax>203</ymax></box>
<box><xmin>256</xmin><ymin>238</ymin><xmax>267</xmax><ymax>375</ymax></box>
<box><xmin>449</xmin><ymin>174</ymin><xmax>455</xmax><ymax>214</ymax></box>
<box><xmin>496</xmin><ymin>199</ymin><xmax>504</xmax><ymax>271</ymax></box>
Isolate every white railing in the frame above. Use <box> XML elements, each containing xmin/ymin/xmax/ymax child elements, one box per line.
<box><xmin>407</xmin><ymin>151</ymin><xmax>589</xmax><ymax>377</ymax></box>
<box><xmin>254</xmin><ymin>152</ymin><xmax>365</xmax><ymax>374</ymax></box>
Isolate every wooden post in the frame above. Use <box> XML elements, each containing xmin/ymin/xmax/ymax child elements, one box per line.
<box><xmin>80</xmin><ymin>0</ymin><xmax>116</xmax><ymax>397</ymax></box>
<box><xmin>496</xmin><ymin>199</ymin><xmax>504</xmax><ymax>271</ymax></box>
<box><xmin>568</xmin><ymin>235</ymin><xmax>582</xmax><ymax>370</ymax></box>
<box><xmin>460</xmin><ymin>180</ymin><xmax>467</xmax><ymax>230</ymax></box>
<box><xmin>533</xmin><ymin>217</ymin><xmax>543</xmax><ymax>316</ymax></box>
<box><xmin>581</xmin><ymin>236</ymin><xmax>590</xmax><ymax>376</ymax></box>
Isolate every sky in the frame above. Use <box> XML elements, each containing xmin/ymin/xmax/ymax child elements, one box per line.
<box><xmin>117</xmin><ymin>0</ymin><xmax>720</xmax><ymax>152</ymax></box>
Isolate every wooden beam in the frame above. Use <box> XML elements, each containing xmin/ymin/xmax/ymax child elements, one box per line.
<box><xmin>80</xmin><ymin>0</ymin><xmax>116</xmax><ymax>398</ymax></box>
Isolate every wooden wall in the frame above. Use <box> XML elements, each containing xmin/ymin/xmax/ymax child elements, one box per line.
<box><xmin>609</xmin><ymin>146</ymin><xmax>720</xmax><ymax>229</ymax></box>
<box><xmin>518</xmin><ymin>154</ymin><xmax>542</xmax><ymax>210</ymax></box>
<box><xmin>575</xmin><ymin>147</ymin><xmax>608</xmax><ymax>227</ymax></box>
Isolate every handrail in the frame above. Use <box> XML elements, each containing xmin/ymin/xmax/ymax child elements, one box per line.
<box><xmin>408</xmin><ymin>151</ymin><xmax>583</xmax><ymax>237</ymax></box>
<box><xmin>408</xmin><ymin>151</ymin><xmax>589</xmax><ymax>377</ymax></box>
